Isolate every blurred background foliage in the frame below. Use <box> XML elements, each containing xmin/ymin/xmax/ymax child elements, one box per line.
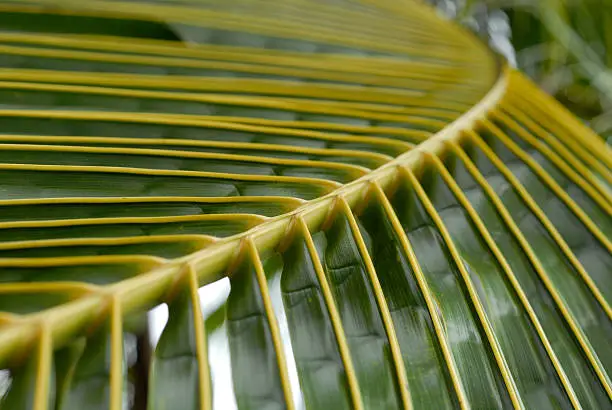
<box><xmin>428</xmin><ymin>0</ymin><xmax>612</xmax><ymax>145</ymax></box>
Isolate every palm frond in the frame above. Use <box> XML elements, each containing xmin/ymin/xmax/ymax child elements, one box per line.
<box><xmin>0</xmin><ymin>0</ymin><xmax>610</xmax><ymax>409</ymax></box>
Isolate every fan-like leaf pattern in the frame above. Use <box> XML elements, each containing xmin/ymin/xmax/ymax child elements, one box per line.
<box><xmin>0</xmin><ymin>0</ymin><xmax>610</xmax><ymax>409</ymax></box>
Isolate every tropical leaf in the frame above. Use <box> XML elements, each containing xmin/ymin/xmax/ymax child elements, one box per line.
<box><xmin>433</xmin><ymin>0</ymin><xmax>612</xmax><ymax>134</ymax></box>
<box><xmin>0</xmin><ymin>0</ymin><xmax>610</xmax><ymax>409</ymax></box>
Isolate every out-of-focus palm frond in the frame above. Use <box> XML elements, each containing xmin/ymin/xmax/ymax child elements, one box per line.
<box><xmin>432</xmin><ymin>0</ymin><xmax>612</xmax><ymax>138</ymax></box>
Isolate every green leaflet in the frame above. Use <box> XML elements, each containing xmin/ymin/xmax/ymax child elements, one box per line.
<box><xmin>0</xmin><ymin>261</ymin><xmax>151</xmax><ymax>285</ymax></box>
<box><xmin>0</xmin><ymin>113</ymin><xmax>410</xmax><ymax>157</ymax></box>
<box><xmin>280</xmin><ymin>230</ymin><xmax>353</xmax><ymax>410</ymax></box>
<box><xmin>0</xmin><ymin>199</ymin><xmax>297</xmax><ymax>221</ymax></box>
<box><xmin>62</xmin><ymin>320</ymin><xmax>123</xmax><ymax>410</ymax></box>
<box><xmin>418</xmin><ymin>165</ymin><xmax>572</xmax><ymax>408</ymax></box>
<box><xmin>358</xmin><ymin>195</ymin><xmax>458</xmax><ymax>409</ymax></box>
<box><xmin>0</xmin><ymin>217</ymin><xmax>254</xmax><ymax>242</ymax></box>
<box><xmin>0</xmin><ymin>140</ymin><xmax>387</xmax><ymax>170</ymax></box>
<box><xmin>447</xmin><ymin>151</ymin><xmax>611</xmax><ymax>408</ymax></box>
<box><xmin>0</xmin><ymin>238</ymin><xmax>201</xmax><ymax>259</ymax></box>
<box><xmin>316</xmin><ymin>211</ymin><xmax>402</xmax><ymax>410</ymax></box>
<box><xmin>148</xmin><ymin>282</ymin><xmax>207</xmax><ymax>410</ymax></box>
<box><xmin>0</xmin><ymin>85</ymin><xmax>443</xmax><ymax>132</ymax></box>
<box><xmin>0</xmin><ymin>168</ymin><xmax>336</xmax><ymax>201</ymax></box>
<box><xmin>482</xmin><ymin>123</ymin><xmax>612</xmax><ymax>304</ymax></box>
<box><xmin>53</xmin><ymin>341</ymin><xmax>85</xmax><ymax>410</ymax></box>
<box><xmin>1</xmin><ymin>337</ymin><xmax>55</xmax><ymax>410</ymax></box>
<box><xmin>390</xmin><ymin>181</ymin><xmax>512</xmax><ymax>409</ymax></box>
<box><xmin>0</xmin><ymin>9</ymin><xmax>180</xmax><ymax>40</ymax></box>
<box><xmin>227</xmin><ymin>252</ymin><xmax>287</xmax><ymax>410</ymax></box>
<box><xmin>0</xmin><ymin>146</ymin><xmax>363</xmax><ymax>183</ymax></box>
<box><xmin>463</xmin><ymin>139</ymin><xmax>612</xmax><ymax>388</ymax></box>
<box><xmin>0</xmin><ymin>290</ymin><xmax>74</xmax><ymax>314</ymax></box>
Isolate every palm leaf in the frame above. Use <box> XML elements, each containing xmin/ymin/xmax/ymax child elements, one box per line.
<box><xmin>0</xmin><ymin>0</ymin><xmax>610</xmax><ymax>409</ymax></box>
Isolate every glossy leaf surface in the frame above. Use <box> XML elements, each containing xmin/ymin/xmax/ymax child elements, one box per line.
<box><xmin>0</xmin><ymin>1</ymin><xmax>609</xmax><ymax>409</ymax></box>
